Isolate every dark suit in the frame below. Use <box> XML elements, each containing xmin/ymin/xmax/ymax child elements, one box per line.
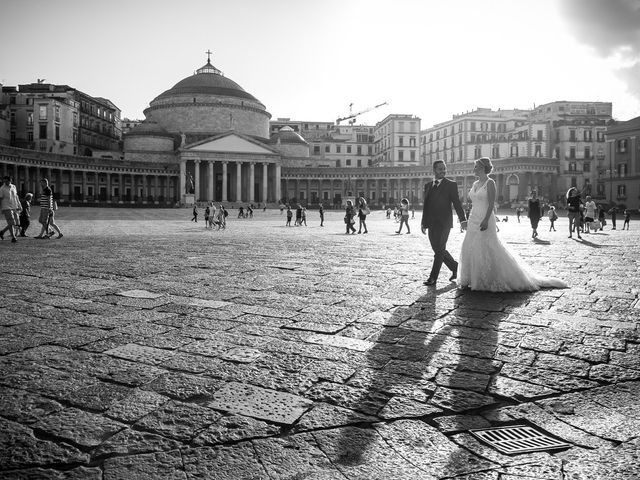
<box><xmin>421</xmin><ymin>178</ymin><xmax>467</xmax><ymax>280</ymax></box>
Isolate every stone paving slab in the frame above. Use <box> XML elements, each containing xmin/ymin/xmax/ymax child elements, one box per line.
<box><xmin>0</xmin><ymin>207</ymin><xmax>639</xmax><ymax>478</ymax></box>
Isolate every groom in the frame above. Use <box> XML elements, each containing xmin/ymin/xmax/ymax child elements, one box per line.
<box><xmin>421</xmin><ymin>160</ymin><xmax>467</xmax><ymax>286</ymax></box>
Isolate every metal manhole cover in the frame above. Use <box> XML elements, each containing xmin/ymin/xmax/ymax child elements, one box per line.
<box><xmin>469</xmin><ymin>425</ymin><xmax>572</xmax><ymax>455</ymax></box>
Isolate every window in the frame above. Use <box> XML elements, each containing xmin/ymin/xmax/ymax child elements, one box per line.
<box><xmin>357</xmin><ymin>146</ymin><xmax>362</xmax><ymax>155</ymax></box>
<box><xmin>335</xmin><ymin>160</ymin><xmax>341</xmax><ymax>167</ymax></box>
<box><xmin>28</xmin><ymin>131</ymin><xmax>34</xmax><ymax>142</ymax></box>
<box><xmin>474</xmin><ymin>145</ymin><xmax>482</xmax><ymax>159</ymax></box>
<box><xmin>534</xmin><ymin>144</ymin><xmax>542</xmax><ymax>157</ymax></box>
<box><xmin>55</xmin><ymin>125</ymin><xmax>60</xmax><ymax>141</ymax></box>
<box><xmin>55</xmin><ymin>105</ymin><xmax>60</xmax><ymax>122</ymax></box>
<box><xmin>368</xmin><ymin>146</ymin><xmax>372</xmax><ymax>155</ymax></box>
<box><xmin>597</xmin><ymin>131</ymin><xmax>605</xmax><ymax>142</ymax></box>
<box><xmin>347</xmin><ymin>146</ymin><xmax>352</xmax><ymax>153</ymax></box>
<box><xmin>470</xmin><ymin>122</ymin><xmax>476</xmax><ymax>131</ymax></box>
<box><xmin>346</xmin><ymin>159</ymin><xmax>351</xmax><ymax>166</ymax></box>
<box><xmin>584</xmin><ymin>130</ymin><xmax>592</xmax><ymax>142</ymax></box>
<box><xmin>398</xmin><ymin>150</ymin><xmax>404</xmax><ymax>161</ymax></box>
<box><xmin>617</xmin><ymin>139</ymin><xmax>628</xmax><ymax>153</ymax></box>
<box><xmin>336</xmin><ymin>145</ymin><xmax>341</xmax><ymax>153</ymax></box>
<box><xmin>313</xmin><ymin>145</ymin><xmax>320</xmax><ymax>154</ymax></box>
<box><xmin>39</xmin><ymin>141</ymin><xmax>47</xmax><ymax>151</ymax></box>
<box><xmin>399</xmin><ymin>121</ymin><xmax>405</xmax><ymax>132</ymax></box>
<box><xmin>583</xmin><ymin>162</ymin><xmax>591</xmax><ymax>173</ymax></box>
<box><xmin>357</xmin><ymin>159</ymin><xmax>362</xmax><ymax>167</ymax></box>
<box><xmin>584</xmin><ymin>147</ymin><xmax>591</xmax><ymax>159</ymax></box>
<box><xmin>39</xmin><ymin>105</ymin><xmax>47</xmax><ymax>120</ymax></box>
<box><xmin>39</xmin><ymin>124</ymin><xmax>47</xmax><ymax>139</ymax></box>
<box><xmin>492</xmin><ymin>145</ymin><xmax>500</xmax><ymax>158</ymax></box>
<box><xmin>325</xmin><ymin>145</ymin><xmax>330</xmax><ymax>153</ymax></box>
<box><xmin>617</xmin><ymin>184</ymin><xmax>626</xmax><ymax>197</ymax></box>
<box><xmin>569</xmin><ymin>162</ymin><xmax>577</xmax><ymax>171</ymax></box>
<box><xmin>570</xmin><ymin>147</ymin><xmax>576</xmax><ymax>159</ymax></box>
<box><xmin>569</xmin><ymin>130</ymin><xmax>576</xmax><ymax>141</ymax></box>
<box><xmin>510</xmin><ymin>145</ymin><xmax>518</xmax><ymax>157</ymax></box>
<box><xmin>618</xmin><ymin>163</ymin><xmax>627</xmax><ymax>177</ymax></box>
<box><xmin>410</xmin><ymin>150</ymin><xmax>415</xmax><ymax>161</ymax></box>
<box><xmin>399</xmin><ymin>136</ymin><xmax>404</xmax><ymax>146</ymax></box>
<box><xmin>537</xmin><ymin>130</ymin><xmax>543</xmax><ymax>141</ymax></box>
<box><xmin>27</xmin><ymin>112</ymin><xmax>34</xmax><ymax>125</ymax></box>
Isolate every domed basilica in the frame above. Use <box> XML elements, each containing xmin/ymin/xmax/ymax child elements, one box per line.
<box><xmin>124</xmin><ymin>53</ymin><xmax>308</xmax><ymax>204</ymax></box>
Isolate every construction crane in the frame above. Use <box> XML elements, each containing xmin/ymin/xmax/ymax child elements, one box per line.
<box><xmin>336</xmin><ymin>102</ymin><xmax>387</xmax><ymax>125</ymax></box>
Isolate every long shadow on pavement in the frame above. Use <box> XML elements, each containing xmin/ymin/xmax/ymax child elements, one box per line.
<box><xmin>330</xmin><ymin>284</ymin><xmax>533</xmax><ymax>477</ymax></box>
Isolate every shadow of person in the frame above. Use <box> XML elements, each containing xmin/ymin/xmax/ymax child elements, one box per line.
<box><xmin>572</xmin><ymin>237</ymin><xmax>605</xmax><ymax>248</ymax></box>
<box><xmin>331</xmin><ymin>285</ymin><xmax>534</xmax><ymax>476</ymax></box>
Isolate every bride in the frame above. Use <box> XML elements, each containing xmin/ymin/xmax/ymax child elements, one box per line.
<box><xmin>458</xmin><ymin>157</ymin><xmax>567</xmax><ymax>292</ymax></box>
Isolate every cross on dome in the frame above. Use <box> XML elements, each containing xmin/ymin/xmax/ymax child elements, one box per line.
<box><xmin>196</xmin><ymin>50</ymin><xmax>223</xmax><ymax>76</ymax></box>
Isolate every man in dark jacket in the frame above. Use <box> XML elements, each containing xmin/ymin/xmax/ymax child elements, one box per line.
<box><xmin>421</xmin><ymin>160</ymin><xmax>467</xmax><ymax>286</ymax></box>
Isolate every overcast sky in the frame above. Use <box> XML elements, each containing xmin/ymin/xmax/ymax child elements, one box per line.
<box><xmin>1</xmin><ymin>0</ymin><xmax>639</xmax><ymax>128</ymax></box>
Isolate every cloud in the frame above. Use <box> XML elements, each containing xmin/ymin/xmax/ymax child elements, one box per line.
<box><xmin>560</xmin><ymin>0</ymin><xmax>640</xmax><ymax>111</ymax></box>
<box><xmin>559</xmin><ymin>0</ymin><xmax>640</xmax><ymax>57</ymax></box>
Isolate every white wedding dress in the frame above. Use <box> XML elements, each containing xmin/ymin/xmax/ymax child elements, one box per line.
<box><xmin>458</xmin><ymin>180</ymin><xmax>567</xmax><ymax>292</ymax></box>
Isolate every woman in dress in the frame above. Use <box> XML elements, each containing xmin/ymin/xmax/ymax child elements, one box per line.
<box><xmin>458</xmin><ymin>157</ymin><xmax>567</xmax><ymax>292</ymax></box>
<box><xmin>528</xmin><ymin>190</ymin><xmax>542</xmax><ymax>238</ymax></box>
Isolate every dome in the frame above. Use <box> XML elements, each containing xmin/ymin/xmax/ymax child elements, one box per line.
<box><xmin>153</xmin><ymin>60</ymin><xmax>260</xmax><ymax>103</ymax></box>
<box><xmin>269</xmin><ymin>126</ymin><xmax>308</xmax><ymax>145</ymax></box>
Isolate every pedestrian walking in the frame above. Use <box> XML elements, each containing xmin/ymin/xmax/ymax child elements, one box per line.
<box><xmin>19</xmin><ymin>193</ymin><xmax>33</xmax><ymax>237</ymax></box>
<box><xmin>396</xmin><ymin>198</ymin><xmax>411</xmax><ymax>234</ymax></box>
<box><xmin>566</xmin><ymin>187</ymin><xmax>582</xmax><ymax>239</ymax></box>
<box><xmin>319</xmin><ymin>204</ymin><xmax>324</xmax><ymax>227</ymax></box>
<box><xmin>528</xmin><ymin>190</ymin><xmax>542</xmax><ymax>238</ymax></box>
<box><xmin>421</xmin><ymin>160</ymin><xmax>467</xmax><ymax>286</ymax></box>
<box><xmin>286</xmin><ymin>206</ymin><xmax>293</xmax><ymax>226</ymax></box>
<box><xmin>608</xmin><ymin>206</ymin><xmax>617</xmax><ymax>230</ymax></box>
<box><xmin>204</xmin><ymin>204</ymin><xmax>210</xmax><ymax>228</ymax></box>
<box><xmin>0</xmin><ymin>175</ymin><xmax>22</xmax><ymax>243</ymax></box>
<box><xmin>295</xmin><ymin>204</ymin><xmax>302</xmax><ymax>226</ymax></box>
<box><xmin>357</xmin><ymin>197</ymin><xmax>369</xmax><ymax>234</ymax></box>
<box><xmin>35</xmin><ymin>178</ymin><xmax>62</xmax><ymax>239</ymax></box>
<box><xmin>584</xmin><ymin>195</ymin><xmax>597</xmax><ymax>233</ymax></box>
<box><xmin>344</xmin><ymin>200</ymin><xmax>356</xmax><ymax>234</ymax></box>
<box><xmin>623</xmin><ymin>209</ymin><xmax>631</xmax><ymax>230</ymax></box>
<box><xmin>547</xmin><ymin>205</ymin><xmax>558</xmax><ymax>232</ymax></box>
<box><xmin>516</xmin><ymin>207</ymin><xmax>522</xmax><ymax>223</ymax></box>
<box><xmin>191</xmin><ymin>204</ymin><xmax>198</xmax><ymax>222</ymax></box>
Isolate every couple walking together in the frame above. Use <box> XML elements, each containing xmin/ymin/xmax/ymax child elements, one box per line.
<box><xmin>421</xmin><ymin>158</ymin><xmax>566</xmax><ymax>292</ymax></box>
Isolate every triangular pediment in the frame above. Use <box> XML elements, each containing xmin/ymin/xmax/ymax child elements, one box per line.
<box><xmin>186</xmin><ymin>132</ymin><xmax>277</xmax><ymax>154</ymax></box>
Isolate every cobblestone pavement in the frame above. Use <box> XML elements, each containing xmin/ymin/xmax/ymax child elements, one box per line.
<box><xmin>1</xmin><ymin>207</ymin><xmax>639</xmax><ymax>479</ymax></box>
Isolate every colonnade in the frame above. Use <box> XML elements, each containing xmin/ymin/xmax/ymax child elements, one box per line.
<box><xmin>179</xmin><ymin>159</ymin><xmax>281</xmax><ymax>205</ymax></box>
<box><xmin>0</xmin><ymin>160</ymin><xmax>178</xmax><ymax>204</ymax></box>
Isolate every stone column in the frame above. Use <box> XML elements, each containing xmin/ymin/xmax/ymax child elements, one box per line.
<box><xmin>118</xmin><ymin>173</ymin><xmax>123</xmax><ymax>202</ymax></box>
<box><xmin>95</xmin><ymin>171</ymin><xmax>100</xmax><ymax>201</ymax></box>
<box><xmin>275</xmin><ymin>164</ymin><xmax>282</xmax><ymax>203</ymax></box>
<box><xmin>81</xmin><ymin>171</ymin><xmax>87</xmax><ymax>202</ymax></box>
<box><xmin>142</xmin><ymin>175</ymin><xmax>149</xmax><ymax>202</ymax></box>
<box><xmin>179</xmin><ymin>159</ymin><xmax>186</xmax><ymax>200</ymax></box>
<box><xmin>106</xmin><ymin>173</ymin><xmax>112</xmax><ymax>202</ymax></box>
<box><xmin>208</xmin><ymin>161</ymin><xmax>214</xmax><ymax>202</ymax></box>
<box><xmin>222</xmin><ymin>162</ymin><xmax>228</xmax><ymax>202</ymax></box>
<box><xmin>154</xmin><ymin>175</ymin><xmax>159</xmax><ymax>203</ymax></box>
<box><xmin>130</xmin><ymin>174</ymin><xmax>135</xmax><ymax>202</ymax></box>
<box><xmin>249</xmin><ymin>162</ymin><xmax>255</xmax><ymax>203</ymax></box>
<box><xmin>262</xmin><ymin>162</ymin><xmax>268</xmax><ymax>204</ymax></box>
<box><xmin>194</xmin><ymin>160</ymin><xmax>201</xmax><ymax>202</ymax></box>
<box><xmin>164</xmin><ymin>175</ymin><xmax>170</xmax><ymax>202</ymax></box>
<box><xmin>235</xmin><ymin>161</ymin><xmax>243</xmax><ymax>202</ymax></box>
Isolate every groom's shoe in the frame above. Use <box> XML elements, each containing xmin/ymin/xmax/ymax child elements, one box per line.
<box><xmin>449</xmin><ymin>273</ymin><xmax>457</xmax><ymax>282</ymax></box>
<box><xmin>423</xmin><ymin>277</ymin><xmax>437</xmax><ymax>286</ymax></box>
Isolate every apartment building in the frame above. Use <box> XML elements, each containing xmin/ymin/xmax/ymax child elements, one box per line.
<box><xmin>1</xmin><ymin>83</ymin><xmax>121</xmax><ymax>157</ymax></box>
<box><xmin>374</xmin><ymin>114</ymin><xmax>421</xmax><ymax>167</ymax></box>
<box><xmin>604</xmin><ymin>115</ymin><xmax>640</xmax><ymax>210</ymax></box>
